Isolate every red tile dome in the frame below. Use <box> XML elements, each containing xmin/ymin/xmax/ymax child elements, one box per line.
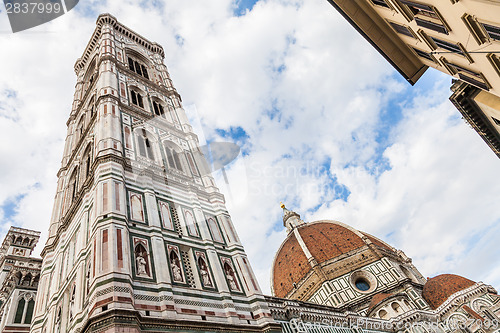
<box><xmin>271</xmin><ymin>220</ymin><xmax>393</xmax><ymax>298</ymax></box>
<box><xmin>368</xmin><ymin>293</ymin><xmax>394</xmax><ymax>312</ymax></box>
<box><xmin>422</xmin><ymin>274</ymin><xmax>475</xmax><ymax>309</ymax></box>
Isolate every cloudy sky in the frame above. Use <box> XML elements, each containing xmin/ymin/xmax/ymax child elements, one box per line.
<box><xmin>0</xmin><ymin>0</ymin><xmax>499</xmax><ymax>296</ymax></box>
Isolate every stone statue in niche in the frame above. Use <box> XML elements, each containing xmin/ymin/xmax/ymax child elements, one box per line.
<box><xmin>198</xmin><ymin>257</ymin><xmax>212</xmax><ymax>287</ymax></box>
<box><xmin>136</xmin><ymin>251</ymin><xmax>148</xmax><ymax>276</ymax></box>
<box><xmin>224</xmin><ymin>263</ymin><xmax>238</xmax><ymax>291</ymax></box>
<box><xmin>170</xmin><ymin>251</ymin><xmax>183</xmax><ymax>282</ymax></box>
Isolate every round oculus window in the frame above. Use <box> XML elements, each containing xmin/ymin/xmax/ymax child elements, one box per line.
<box><xmin>355</xmin><ymin>278</ymin><xmax>370</xmax><ymax>291</ymax></box>
<box><xmin>349</xmin><ymin>270</ymin><xmax>377</xmax><ymax>293</ymax></box>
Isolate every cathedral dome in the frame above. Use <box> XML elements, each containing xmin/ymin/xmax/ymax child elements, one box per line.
<box><xmin>368</xmin><ymin>293</ymin><xmax>394</xmax><ymax>312</ymax></box>
<box><xmin>271</xmin><ymin>217</ymin><xmax>394</xmax><ymax>298</ymax></box>
<box><xmin>422</xmin><ymin>274</ymin><xmax>475</xmax><ymax>309</ymax></box>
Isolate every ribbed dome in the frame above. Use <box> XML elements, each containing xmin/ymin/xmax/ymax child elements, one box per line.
<box><xmin>422</xmin><ymin>274</ymin><xmax>475</xmax><ymax>309</ymax></box>
<box><xmin>272</xmin><ymin>220</ymin><xmax>393</xmax><ymax>298</ymax></box>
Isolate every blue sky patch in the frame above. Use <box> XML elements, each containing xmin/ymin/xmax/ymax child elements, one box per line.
<box><xmin>233</xmin><ymin>0</ymin><xmax>259</xmax><ymax>16</ymax></box>
<box><xmin>1</xmin><ymin>193</ymin><xmax>26</xmax><ymax>221</ymax></box>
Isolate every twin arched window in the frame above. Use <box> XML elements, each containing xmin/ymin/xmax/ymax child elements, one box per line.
<box><xmin>165</xmin><ymin>145</ymin><xmax>183</xmax><ymax>172</ymax></box>
<box><xmin>152</xmin><ymin>100</ymin><xmax>165</xmax><ymax>117</ymax></box>
<box><xmin>13</xmin><ymin>296</ymin><xmax>35</xmax><ymax>324</ymax></box>
<box><xmin>130</xmin><ymin>90</ymin><xmax>144</xmax><ymax>108</ymax></box>
<box><xmin>128</xmin><ymin>57</ymin><xmax>149</xmax><ymax>80</ymax></box>
<box><xmin>131</xmin><ymin>130</ymin><xmax>196</xmax><ymax>175</ymax></box>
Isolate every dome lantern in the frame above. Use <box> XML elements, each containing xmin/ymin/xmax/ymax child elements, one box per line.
<box><xmin>281</xmin><ymin>203</ymin><xmax>304</xmax><ymax>233</ymax></box>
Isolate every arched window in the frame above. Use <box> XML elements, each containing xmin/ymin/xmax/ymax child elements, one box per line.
<box><xmin>14</xmin><ymin>271</ymin><xmax>22</xmax><ymax>285</ymax></box>
<box><xmin>81</xmin><ymin>145</ymin><xmax>92</xmax><ymax>184</ymax></box>
<box><xmin>87</xmin><ymin>96</ymin><xmax>95</xmax><ymax>120</ymax></box>
<box><xmin>128</xmin><ymin>56</ymin><xmax>149</xmax><ymax>80</ymax></box>
<box><xmin>83</xmin><ymin>58</ymin><xmax>96</xmax><ymax>93</ymax></box>
<box><xmin>164</xmin><ymin>142</ymin><xmax>184</xmax><ymax>172</ymax></box>
<box><xmin>69</xmin><ymin>284</ymin><xmax>76</xmax><ymax>320</ymax></box>
<box><xmin>31</xmin><ymin>274</ymin><xmax>40</xmax><ymax>288</ymax></box>
<box><xmin>55</xmin><ymin>307</ymin><xmax>62</xmax><ymax>333</ymax></box>
<box><xmin>152</xmin><ymin>100</ymin><xmax>165</xmax><ymax>118</ymax></box>
<box><xmin>185</xmin><ymin>152</ymin><xmax>199</xmax><ymax>176</ymax></box>
<box><xmin>136</xmin><ymin>129</ymin><xmax>155</xmax><ymax>160</ymax></box>
<box><xmin>130</xmin><ymin>90</ymin><xmax>144</xmax><ymax>108</ymax></box>
<box><xmin>85</xmin><ymin>263</ymin><xmax>91</xmax><ymax>296</ymax></box>
<box><xmin>22</xmin><ymin>273</ymin><xmax>32</xmax><ymax>286</ymax></box>
<box><xmin>69</xmin><ymin>169</ymin><xmax>78</xmax><ymax>199</ymax></box>
<box><xmin>74</xmin><ymin>115</ymin><xmax>85</xmax><ymax>146</ymax></box>
<box><xmin>14</xmin><ymin>298</ymin><xmax>25</xmax><ymax>323</ymax></box>
<box><xmin>12</xmin><ymin>295</ymin><xmax>35</xmax><ymax>324</ymax></box>
<box><xmin>24</xmin><ymin>299</ymin><xmax>34</xmax><ymax>324</ymax></box>
<box><xmin>64</xmin><ymin>168</ymin><xmax>79</xmax><ymax>213</ymax></box>
<box><xmin>391</xmin><ymin>302</ymin><xmax>401</xmax><ymax>313</ymax></box>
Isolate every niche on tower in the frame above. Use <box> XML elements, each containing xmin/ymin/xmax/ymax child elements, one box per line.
<box><xmin>220</xmin><ymin>257</ymin><xmax>243</xmax><ymax>293</ymax></box>
<box><xmin>194</xmin><ymin>250</ymin><xmax>216</xmax><ymax>290</ymax></box>
<box><xmin>166</xmin><ymin>244</ymin><xmax>187</xmax><ymax>285</ymax></box>
<box><xmin>131</xmin><ymin>236</ymin><xmax>154</xmax><ymax>281</ymax></box>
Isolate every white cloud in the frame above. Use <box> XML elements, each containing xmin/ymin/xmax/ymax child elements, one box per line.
<box><xmin>0</xmin><ymin>0</ymin><xmax>498</xmax><ymax>299</ymax></box>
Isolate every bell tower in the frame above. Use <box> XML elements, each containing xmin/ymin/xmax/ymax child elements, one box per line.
<box><xmin>31</xmin><ymin>13</ymin><xmax>279</xmax><ymax>333</ymax></box>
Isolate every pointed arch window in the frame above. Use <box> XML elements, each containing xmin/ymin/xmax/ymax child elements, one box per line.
<box><xmin>14</xmin><ymin>298</ymin><xmax>25</xmax><ymax>323</ymax></box>
<box><xmin>88</xmin><ymin>97</ymin><xmax>95</xmax><ymax>119</ymax></box>
<box><xmin>13</xmin><ymin>296</ymin><xmax>35</xmax><ymax>324</ymax></box>
<box><xmin>130</xmin><ymin>90</ymin><xmax>144</xmax><ymax>108</ymax></box>
<box><xmin>63</xmin><ymin>168</ymin><xmax>79</xmax><ymax>214</ymax></box>
<box><xmin>152</xmin><ymin>100</ymin><xmax>165</xmax><ymax>118</ymax></box>
<box><xmin>136</xmin><ymin>129</ymin><xmax>155</xmax><ymax>160</ymax></box>
<box><xmin>81</xmin><ymin>145</ymin><xmax>92</xmax><ymax>182</ymax></box>
<box><xmin>69</xmin><ymin>285</ymin><xmax>76</xmax><ymax>321</ymax></box>
<box><xmin>128</xmin><ymin>57</ymin><xmax>149</xmax><ymax>80</ymax></box>
<box><xmin>75</xmin><ymin>116</ymin><xmax>85</xmax><ymax>143</ymax></box>
<box><xmin>24</xmin><ymin>299</ymin><xmax>34</xmax><ymax>324</ymax></box>
<box><xmin>164</xmin><ymin>142</ymin><xmax>183</xmax><ymax>172</ymax></box>
<box><xmin>55</xmin><ymin>307</ymin><xmax>62</xmax><ymax>333</ymax></box>
<box><xmin>186</xmin><ymin>152</ymin><xmax>199</xmax><ymax>176</ymax></box>
<box><xmin>85</xmin><ymin>263</ymin><xmax>91</xmax><ymax>296</ymax></box>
